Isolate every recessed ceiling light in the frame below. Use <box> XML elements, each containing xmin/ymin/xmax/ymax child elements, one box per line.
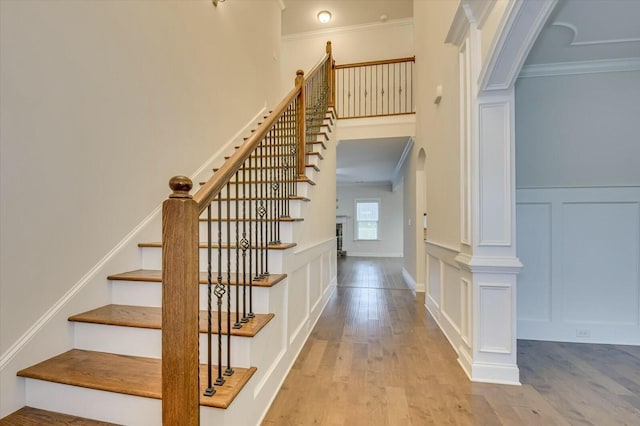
<box><xmin>317</xmin><ymin>10</ymin><xmax>332</xmax><ymax>24</ymax></box>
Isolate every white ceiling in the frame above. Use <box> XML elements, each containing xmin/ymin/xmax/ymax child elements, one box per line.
<box><xmin>525</xmin><ymin>0</ymin><xmax>640</xmax><ymax>65</ymax></box>
<box><xmin>336</xmin><ymin>137</ymin><xmax>411</xmax><ymax>185</ymax></box>
<box><xmin>281</xmin><ymin>0</ymin><xmax>413</xmax><ymax>35</ymax></box>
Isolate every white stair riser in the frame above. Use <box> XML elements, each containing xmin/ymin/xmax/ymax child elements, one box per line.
<box><xmin>197</xmin><ymin>221</ymin><xmax>296</xmax><ymax>244</ymax></box>
<box><xmin>141</xmin><ymin>246</ymin><xmax>284</xmax><ymax>274</ymax></box>
<box><xmin>197</xmin><ymin>199</ymin><xmax>304</xmax><ymax>219</ymax></box>
<box><xmin>73</xmin><ymin>322</ymin><xmax>252</xmax><ymax>367</ymax></box>
<box><xmin>203</xmin><ymin>181</ymin><xmax>311</xmax><ymax>198</ymax></box>
<box><xmin>216</xmin><ymin>166</ymin><xmax>317</xmax><ymax>182</ymax></box>
<box><xmin>111</xmin><ymin>280</ymin><xmax>272</xmax><ymax>313</ymax></box>
<box><xmin>25</xmin><ymin>380</ymin><xmax>161</xmax><ymax>426</ymax></box>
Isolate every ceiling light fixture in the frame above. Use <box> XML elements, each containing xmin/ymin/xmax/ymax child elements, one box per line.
<box><xmin>317</xmin><ymin>10</ymin><xmax>332</xmax><ymax>24</ymax></box>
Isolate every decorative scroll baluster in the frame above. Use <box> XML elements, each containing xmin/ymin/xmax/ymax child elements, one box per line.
<box><xmin>215</xmin><ymin>192</ymin><xmax>225</xmax><ymax>386</ymax></box>
<box><xmin>240</xmin><ymin>162</ymin><xmax>250</xmax><ymax>323</ymax></box>
<box><xmin>234</xmin><ymin>174</ymin><xmax>241</xmax><ymax>329</ymax></box>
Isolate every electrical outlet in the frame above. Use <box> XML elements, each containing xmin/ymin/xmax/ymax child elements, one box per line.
<box><xmin>576</xmin><ymin>329</ymin><xmax>591</xmax><ymax>338</ymax></box>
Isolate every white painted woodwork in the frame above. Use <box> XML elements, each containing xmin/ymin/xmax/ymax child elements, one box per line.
<box><xmin>517</xmin><ymin>186</ymin><xmax>640</xmax><ymax>345</ymax></box>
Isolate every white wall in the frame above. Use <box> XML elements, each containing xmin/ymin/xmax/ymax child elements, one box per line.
<box><xmin>336</xmin><ymin>183</ymin><xmax>403</xmax><ymax>257</ymax></box>
<box><xmin>408</xmin><ymin>0</ymin><xmax>461</xmax><ymax>291</ymax></box>
<box><xmin>0</xmin><ymin>0</ymin><xmax>284</xmax><ymax>414</ymax></box>
<box><xmin>280</xmin><ymin>19</ymin><xmax>414</xmax><ymax>97</ymax></box>
<box><xmin>516</xmin><ymin>71</ymin><xmax>640</xmax><ymax>188</ymax></box>
<box><xmin>515</xmin><ymin>71</ymin><xmax>640</xmax><ymax>344</ymax></box>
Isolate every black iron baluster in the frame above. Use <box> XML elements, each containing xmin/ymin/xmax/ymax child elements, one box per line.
<box><xmin>204</xmin><ymin>203</ymin><xmax>215</xmax><ymax>397</ymax></box>
<box><xmin>225</xmin><ymin>182</ymin><xmax>234</xmax><ymax>376</ymax></box>
<box><xmin>214</xmin><ymin>192</ymin><xmax>225</xmax><ymax>386</ymax></box>
<box><xmin>234</xmin><ymin>172</ymin><xmax>241</xmax><ymax>329</ymax></box>
<box><xmin>248</xmin><ymin>151</ymin><xmax>254</xmax><ymax>319</ymax></box>
<box><xmin>241</xmin><ymin>161</ymin><xmax>249</xmax><ymax>323</ymax></box>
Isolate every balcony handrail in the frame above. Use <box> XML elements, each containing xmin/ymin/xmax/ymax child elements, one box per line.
<box><xmin>335</xmin><ymin>56</ymin><xmax>415</xmax><ymax>69</ymax></box>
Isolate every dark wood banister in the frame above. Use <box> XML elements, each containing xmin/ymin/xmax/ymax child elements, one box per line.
<box><xmin>161</xmin><ymin>42</ymin><xmax>334</xmax><ymax>425</ymax></box>
<box><xmin>334</xmin><ymin>56</ymin><xmax>415</xmax><ymax>69</ymax></box>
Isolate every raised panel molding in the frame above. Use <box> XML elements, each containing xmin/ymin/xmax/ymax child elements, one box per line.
<box><xmin>516</xmin><ymin>187</ymin><xmax>640</xmax><ymax>344</ymax></box>
<box><xmin>479</xmin><ymin>284</ymin><xmax>512</xmax><ymax>353</ymax></box>
<box><xmin>478</xmin><ymin>101</ymin><xmax>511</xmax><ymax>247</ymax></box>
<box><xmin>461</xmin><ymin>278</ymin><xmax>471</xmax><ymax>346</ymax></box>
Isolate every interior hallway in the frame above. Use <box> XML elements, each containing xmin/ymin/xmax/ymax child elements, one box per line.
<box><xmin>262</xmin><ymin>257</ymin><xmax>640</xmax><ymax>425</ymax></box>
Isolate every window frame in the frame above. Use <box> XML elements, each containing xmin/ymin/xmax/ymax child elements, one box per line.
<box><xmin>354</xmin><ymin>198</ymin><xmax>381</xmax><ymax>241</ymax></box>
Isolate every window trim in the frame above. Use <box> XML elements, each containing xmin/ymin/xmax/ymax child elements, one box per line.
<box><xmin>354</xmin><ymin>198</ymin><xmax>381</xmax><ymax>241</ymax></box>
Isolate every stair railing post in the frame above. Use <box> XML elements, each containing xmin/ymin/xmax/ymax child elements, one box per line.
<box><xmin>326</xmin><ymin>41</ymin><xmax>335</xmax><ymax>109</ymax></box>
<box><xmin>162</xmin><ymin>176</ymin><xmax>200</xmax><ymax>426</ymax></box>
<box><xmin>295</xmin><ymin>69</ymin><xmax>306</xmax><ymax>179</ymax></box>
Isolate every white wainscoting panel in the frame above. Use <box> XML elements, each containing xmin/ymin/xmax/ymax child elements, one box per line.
<box><xmin>479</xmin><ymin>284</ymin><xmax>512</xmax><ymax>353</ymax></box>
<box><xmin>428</xmin><ymin>254</ymin><xmax>441</xmax><ymax>309</ymax></box>
<box><xmin>478</xmin><ymin>101</ymin><xmax>511</xmax><ymax>247</ymax></box>
<box><xmin>517</xmin><ymin>186</ymin><xmax>640</xmax><ymax>344</ymax></box>
<box><xmin>442</xmin><ymin>263</ymin><xmax>462</xmax><ymax>333</ymax></box>
<box><xmin>516</xmin><ymin>202</ymin><xmax>552</xmax><ymax>322</ymax></box>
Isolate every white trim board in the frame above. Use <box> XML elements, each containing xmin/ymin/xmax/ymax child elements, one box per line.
<box><xmin>519</xmin><ymin>58</ymin><xmax>640</xmax><ymax>78</ymax></box>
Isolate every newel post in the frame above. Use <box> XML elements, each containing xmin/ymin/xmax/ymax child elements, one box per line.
<box><xmin>295</xmin><ymin>69</ymin><xmax>306</xmax><ymax>178</ymax></box>
<box><xmin>326</xmin><ymin>41</ymin><xmax>335</xmax><ymax>108</ymax></box>
<box><xmin>162</xmin><ymin>176</ymin><xmax>200</xmax><ymax>425</ymax></box>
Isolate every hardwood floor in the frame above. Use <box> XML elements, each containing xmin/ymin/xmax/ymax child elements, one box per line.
<box><xmin>262</xmin><ymin>256</ymin><xmax>640</xmax><ymax>425</ymax></box>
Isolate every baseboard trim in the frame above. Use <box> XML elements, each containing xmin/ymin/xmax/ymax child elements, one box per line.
<box><xmin>470</xmin><ymin>361</ymin><xmax>521</xmax><ymax>386</ymax></box>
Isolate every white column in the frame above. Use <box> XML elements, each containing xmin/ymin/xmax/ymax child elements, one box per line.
<box><xmin>447</xmin><ymin>0</ymin><xmax>523</xmax><ymax>385</ymax></box>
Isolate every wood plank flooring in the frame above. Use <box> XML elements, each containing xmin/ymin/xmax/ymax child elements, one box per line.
<box><xmin>262</xmin><ymin>256</ymin><xmax>640</xmax><ymax>425</ymax></box>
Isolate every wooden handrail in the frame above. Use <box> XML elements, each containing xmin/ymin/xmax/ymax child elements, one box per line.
<box><xmin>335</xmin><ymin>56</ymin><xmax>415</xmax><ymax>69</ymax></box>
<box><xmin>194</xmin><ymin>84</ymin><xmax>301</xmax><ymax>213</ymax></box>
<box><xmin>195</xmin><ymin>49</ymin><xmax>332</xmax><ymax>212</ymax></box>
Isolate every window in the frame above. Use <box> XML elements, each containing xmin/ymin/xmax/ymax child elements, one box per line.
<box><xmin>355</xmin><ymin>200</ymin><xmax>379</xmax><ymax>240</ymax></box>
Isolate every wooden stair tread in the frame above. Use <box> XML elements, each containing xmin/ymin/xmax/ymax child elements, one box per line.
<box><xmin>0</xmin><ymin>407</ymin><xmax>116</xmax><ymax>426</ymax></box>
<box><xmin>69</xmin><ymin>304</ymin><xmax>274</xmax><ymax>338</ymax></box>
<box><xmin>107</xmin><ymin>269</ymin><xmax>286</xmax><ymax>287</ymax></box>
<box><xmin>224</xmin><ymin>151</ymin><xmax>323</xmax><ymax>160</ymax></box>
<box><xmin>138</xmin><ymin>242</ymin><xmax>296</xmax><ymax>250</ymax></box>
<box><xmin>199</xmin><ymin>217</ymin><xmax>304</xmax><ymax>223</ymax></box>
<box><xmin>214</xmin><ymin>164</ymin><xmax>319</xmax><ymax>172</ymax></box>
<box><xmin>199</xmin><ymin>177</ymin><xmax>315</xmax><ymax>186</ymax></box>
<box><xmin>17</xmin><ymin>349</ymin><xmax>255</xmax><ymax>409</ymax></box>
<box><xmin>215</xmin><ymin>196</ymin><xmax>310</xmax><ymax>202</ymax></box>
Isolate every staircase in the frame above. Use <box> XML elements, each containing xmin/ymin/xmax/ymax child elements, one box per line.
<box><xmin>1</xmin><ymin>44</ymin><xmax>337</xmax><ymax>425</ymax></box>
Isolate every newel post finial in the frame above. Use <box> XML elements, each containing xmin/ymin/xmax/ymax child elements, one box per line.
<box><xmin>169</xmin><ymin>176</ymin><xmax>193</xmax><ymax>199</ymax></box>
<box><xmin>295</xmin><ymin>69</ymin><xmax>304</xmax><ymax>86</ymax></box>
<box><xmin>326</xmin><ymin>41</ymin><xmax>332</xmax><ymax>55</ymax></box>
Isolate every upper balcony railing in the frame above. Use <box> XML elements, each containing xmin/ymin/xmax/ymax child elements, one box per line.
<box><xmin>335</xmin><ymin>56</ymin><xmax>415</xmax><ymax>119</ymax></box>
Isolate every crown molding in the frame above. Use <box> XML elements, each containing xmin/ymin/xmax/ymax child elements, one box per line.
<box><xmin>282</xmin><ymin>18</ymin><xmax>413</xmax><ymax>42</ymax></box>
<box><xmin>519</xmin><ymin>57</ymin><xmax>640</xmax><ymax>78</ymax></box>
